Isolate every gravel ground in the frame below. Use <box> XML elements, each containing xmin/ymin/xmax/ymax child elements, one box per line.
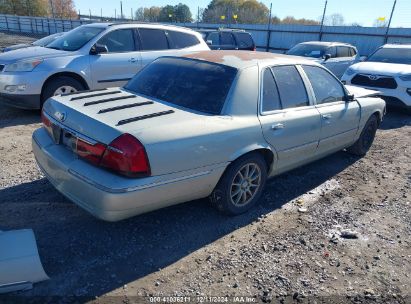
<box><xmin>0</xmin><ymin>33</ymin><xmax>410</xmax><ymax>304</ymax></box>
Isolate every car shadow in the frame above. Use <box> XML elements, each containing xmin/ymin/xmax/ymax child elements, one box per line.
<box><xmin>0</xmin><ymin>150</ymin><xmax>360</xmax><ymax>299</ymax></box>
<box><xmin>0</xmin><ymin>105</ymin><xmax>40</xmax><ymax>128</ymax></box>
<box><xmin>379</xmin><ymin>108</ymin><xmax>411</xmax><ymax>130</ymax></box>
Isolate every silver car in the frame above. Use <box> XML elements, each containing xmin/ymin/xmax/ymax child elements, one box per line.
<box><xmin>287</xmin><ymin>41</ymin><xmax>360</xmax><ymax>79</ymax></box>
<box><xmin>0</xmin><ymin>23</ymin><xmax>209</xmax><ymax>109</ymax></box>
<box><xmin>33</xmin><ymin>51</ymin><xmax>385</xmax><ymax>221</ymax></box>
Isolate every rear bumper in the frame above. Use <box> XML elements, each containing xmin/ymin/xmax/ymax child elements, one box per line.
<box><xmin>0</xmin><ymin>93</ymin><xmax>40</xmax><ymax>109</ymax></box>
<box><xmin>32</xmin><ymin>128</ymin><xmax>226</xmax><ymax>221</ymax></box>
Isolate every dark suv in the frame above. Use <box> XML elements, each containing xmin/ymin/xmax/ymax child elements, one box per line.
<box><xmin>199</xmin><ymin>29</ymin><xmax>256</xmax><ymax>51</ymax></box>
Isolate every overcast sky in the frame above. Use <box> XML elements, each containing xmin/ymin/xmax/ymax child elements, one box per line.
<box><xmin>73</xmin><ymin>0</ymin><xmax>411</xmax><ymax>28</ymax></box>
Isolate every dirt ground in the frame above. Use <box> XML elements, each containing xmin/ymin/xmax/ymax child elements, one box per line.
<box><xmin>0</xmin><ymin>32</ymin><xmax>410</xmax><ymax>303</ymax></box>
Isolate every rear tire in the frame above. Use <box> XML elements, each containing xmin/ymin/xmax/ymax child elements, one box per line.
<box><xmin>210</xmin><ymin>152</ymin><xmax>267</xmax><ymax>215</ymax></box>
<box><xmin>41</xmin><ymin>76</ymin><xmax>85</xmax><ymax>107</ymax></box>
<box><xmin>347</xmin><ymin>115</ymin><xmax>378</xmax><ymax>156</ymax></box>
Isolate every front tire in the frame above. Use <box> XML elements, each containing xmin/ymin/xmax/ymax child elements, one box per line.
<box><xmin>41</xmin><ymin>76</ymin><xmax>85</xmax><ymax>106</ymax></box>
<box><xmin>347</xmin><ymin>115</ymin><xmax>378</xmax><ymax>156</ymax></box>
<box><xmin>210</xmin><ymin>152</ymin><xmax>267</xmax><ymax>215</ymax></box>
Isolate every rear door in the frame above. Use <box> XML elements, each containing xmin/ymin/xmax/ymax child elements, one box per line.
<box><xmin>301</xmin><ymin>65</ymin><xmax>360</xmax><ymax>155</ymax></box>
<box><xmin>89</xmin><ymin>28</ymin><xmax>142</xmax><ymax>89</ymax></box>
<box><xmin>258</xmin><ymin>65</ymin><xmax>322</xmax><ymax>173</ymax></box>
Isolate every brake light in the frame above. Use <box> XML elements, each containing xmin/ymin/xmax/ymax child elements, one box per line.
<box><xmin>41</xmin><ymin>111</ymin><xmax>51</xmax><ymax>127</ymax></box>
<box><xmin>100</xmin><ymin>133</ymin><xmax>150</xmax><ymax>177</ymax></box>
<box><xmin>76</xmin><ymin>138</ymin><xmax>106</xmax><ymax>165</ymax></box>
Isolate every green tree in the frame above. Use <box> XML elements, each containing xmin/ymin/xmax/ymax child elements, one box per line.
<box><xmin>159</xmin><ymin>5</ymin><xmax>175</xmax><ymax>22</ymax></box>
<box><xmin>158</xmin><ymin>3</ymin><xmax>192</xmax><ymax>23</ymax></box>
<box><xmin>0</xmin><ymin>0</ymin><xmax>49</xmax><ymax>16</ymax></box>
<box><xmin>135</xmin><ymin>6</ymin><xmax>161</xmax><ymax>22</ymax></box>
<box><xmin>174</xmin><ymin>3</ymin><xmax>192</xmax><ymax>23</ymax></box>
<box><xmin>203</xmin><ymin>0</ymin><xmax>269</xmax><ymax>24</ymax></box>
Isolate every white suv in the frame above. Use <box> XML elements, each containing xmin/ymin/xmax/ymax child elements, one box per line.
<box><xmin>0</xmin><ymin>23</ymin><xmax>209</xmax><ymax>109</ymax></box>
<box><xmin>342</xmin><ymin>44</ymin><xmax>411</xmax><ymax>112</ymax></box>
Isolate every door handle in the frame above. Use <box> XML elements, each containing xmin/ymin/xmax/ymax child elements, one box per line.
<box><xmin>271</xmin><ymin>123</ymin><xmax>285</xmax><ymax>130</ymax></box>
<box><xmin>322</xmin><ymin>114</ymin><xmax>332</xmax><ymax>120</ymax></box>
<box><xmin>128</xmin><ymin>58</ymin><xmax>137</xmax><ymax>63</ymax></box>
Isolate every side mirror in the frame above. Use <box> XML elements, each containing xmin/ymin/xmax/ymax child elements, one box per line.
<box><xmin>206</xmin><ymin>40</ymin><xmax>213</xmax><ymax>45</ymax></box>
<box><xmin>346</xmin><ymin>93</ymin><xmax>355</xmax><ymax>102</ymax></box>
<box><xmin>360</xmin><ymin>55</ymin><xmax>368</xmax><ymax>61</ymax></box>
<box><xmin>90</xmin><ymin>43</ymin><xmax>108</xmax><ymax>55</ymax></box>
<box><xmin>323</xmin><ymin>54</ymin><xmax>331</xmax><ymax>61</ymax></box>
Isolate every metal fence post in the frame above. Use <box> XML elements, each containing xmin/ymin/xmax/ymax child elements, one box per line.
<box><xmin>319</xmin><ymin>0</ymin><xmax>328</xmax><ymax>41</ymax></box>
<box><xmin>266</xmin><ymin>3</ymin><xmax>272</xmax><ymax>52</ymax></box>
<box><xmin>385</xmin><ymin>0</ymin><xmax>397</xmax><ymax>44</ymax></box>
<box><xmin>5</xmin><ymin>15</ymin><xmax>9</xmax><ymax>31</ymax></box>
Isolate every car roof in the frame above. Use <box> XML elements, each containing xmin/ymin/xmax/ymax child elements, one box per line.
<box><xmin>183</xmin><ymin>50</ymin><xmax>316</xmax><ymax>69</ymax></box>
<box><xmin>299</xmin><ymin>41</ymin><xmax>354</xmax><ymax>47</ymax></box>
<box><xmin>381</xmin><ymin>43</ymin><xmax>411</xmax><ymax>49</ymax></box>
<box><xmin>82</xmin><ymin>22</ymin><xmax>197</xmax><ymax>33</ymax></box>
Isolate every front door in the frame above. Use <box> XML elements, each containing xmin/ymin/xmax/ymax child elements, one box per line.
<box><xmin>301</xmin><ymin>65</ymin><xmax>361</xmax><ymax>155</ymax></box>
<box><xmin>258</xmin><ymin>66</ymin><xmax>322</xmax><ymax>174</ymax></box>
<box><xmin>89</xmin><ymin>28</ymin><xmax>142</xmax><ymax>89</ymax></box>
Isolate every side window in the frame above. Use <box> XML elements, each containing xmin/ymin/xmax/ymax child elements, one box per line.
<box><xmin>302</xmin><ymin>65</ymin><xmax>345</xmax><ymax>104</ymax></box>
<box><xmin>207</xmin><ymin>32</ymin><xmax>220</xmax><ymax>45</ymax></box>
<box><xmin>262</xmin><ymin>68</ymin><xmax>281</xmax><ymax>112</ymax></box>
<box><xmin>220</xmin><ymin>32</ymin><xmax>235</xmax><ymax>46</ymax></box>
<box><xmin>167</xmin><ymin>31</ymin><xmax>199</xmax><ymax>49</ymax></box>
<box><xmin>349</xmin><ymin>47</ymin><xmax>357</xmax><ymax>57</ymax></box>
<box><xmin>235</xmin><ymin>33</ymin><xmax>254</xmax><ymax>48</ymax></box>
<box><xmin>138</xmin><ymin>28</ymin><xmax>168</xmax><ymax>51</ymax></box>
<box><xmin>326</xmin><ymin>47</ymin><xmax>337</xmax><ymax>58</ymax></box>
<box><xmin>337</xmin><ymin>46</ymin><xmax>350</xmax><ymax>57</ymax></box>
<box><xmin>271</xmin><ymin>65</ymin><xmax>309</xmax><ymax>109</ymax></box>
<box><xmin>97</xmin><ymin>29</ymin><xmax>135</xmax><ymax>53</ymax></box>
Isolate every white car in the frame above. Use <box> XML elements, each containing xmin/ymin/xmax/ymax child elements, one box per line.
<box><xmin>342</xmin><ymin>44</ymin><xmax>411</xmax><ymax>112</ymax></box>
<box><xmin>287</xmin><ymin>41</ymin><xmax>360</xmax><ymax>79</ymax></box>
<box><xmin>33</xmin><ymin>51</ymin><xmax>385</xmax><ymax>221</ymax></box>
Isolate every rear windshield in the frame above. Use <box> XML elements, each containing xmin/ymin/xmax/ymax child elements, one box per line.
<box><xmin>367</xmin><ymin>47</ymin><xmax>411</xmax><ymax>65</ymax></box>
<box><xmin>287</xmin><ymin>44</ymin><xmax>328</xmax><ymax>58</ymax></box>
<box><xmin>47</xmin><ymin>26</ymin><xmax>103</xmax><ymax>51</ymax></box>
<box><xmin>125</xmin><ymin>57</ymin><xmax>237</xmax><ymax>115</ymax></box>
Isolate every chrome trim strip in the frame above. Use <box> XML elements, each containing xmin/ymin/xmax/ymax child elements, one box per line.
<box><xmin>43</xmin><ymin>112</ymin><xmax>98</xmax><ymax>145</ymax></box>
<box><xmin>67</xmin><ymin>169</ymin><xmax>212</xmax><ymax>194</ymax></box>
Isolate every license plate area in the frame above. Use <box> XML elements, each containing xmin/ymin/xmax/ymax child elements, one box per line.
<box><xmin>61</xmin><ymin>129</ymin><xmax>78</xmax><ymax>152</ymax></box>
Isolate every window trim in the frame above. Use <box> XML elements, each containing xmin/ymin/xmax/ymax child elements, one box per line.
<box><xmin>299</xmin><ymin>63</ymin><xmax>351</xmax><ymax>107</ymax></box>
<box><xmin>96</xmin><ymin>28</ymin><xmax>137</xmax><ymax>54</ymax></box>
<box><xmin>165</xmin><ymin>30</ymin><xmax>200</xmax><ymax>50</ymax></box>
<box><xmin>258</xmin><ymin>64</ymin><xmax>316</xmax><ymax>116</ymax></box>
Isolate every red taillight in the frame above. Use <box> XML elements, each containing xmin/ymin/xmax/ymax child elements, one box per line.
<box><xmin>41</xmin><ymin>111</ymin><xmax>51</xmax><ymax>127</ymax></box>
<box><xmin>100</xmin><ymin>133</ymin><xmax>150</xmax><ymax>177</ymax></box>
<box><xmin>76</xmin><ymin>138</ymin><xmax>106</xmax><ymax>165</ymax></box>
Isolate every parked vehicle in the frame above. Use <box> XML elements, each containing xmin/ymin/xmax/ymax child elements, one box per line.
<box><xmin>200</xmin><ymin>29</ymin><xmax>256</xmax><ymax>51</ymax></box>
<box><xmin>1</xmin><ymin>32</ymin><xmax>65</xmax><ymax>53</ymax></box>
<box><xmin>33</xmin><ymin>51</ymin><xmax>385</xmax><ymax>221</ymax></box>
<box><xmin>0</xmin><ymin>23</ymin><xmax>209</xmax><ymax>110</ymax></box>
<box><xmin>286</xmin><ymin>41</ymin><xmax>360</xmax><ymax>79</ymax></box>
<box><xmin>342</xmin><ymin>44</ymin><xmax>411</xmax><ymax>112</ymax></box>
